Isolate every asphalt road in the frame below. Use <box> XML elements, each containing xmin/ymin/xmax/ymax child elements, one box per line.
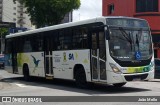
<box><xmin>1</xmin><ymin>69</ymin><xmax>160</xmax><ymax>105</ymax></box>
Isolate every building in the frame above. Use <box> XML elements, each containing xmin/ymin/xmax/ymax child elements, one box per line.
<box><xmin>0</xmin><ymin>0</ymin><xmax>34</xmax><ymax>29</ymax></box>
<box><xmin>103</xmin><ymin>0</ymin><xmax>160</xmax><ymax>58</ymax></box>
<box><xmin>0</xmin><ymin>0</ymin><xmax>3</xmax><ymax>21</ymax></box>
<box><xmin>0</xmin><ymin>0</ymin><xmax>72</xmax><ymax>29</ymax></box>
<box><xmin>61</xmin><ymin>12</ymin><xmax>73</xmax><ymax>23</ymax></box>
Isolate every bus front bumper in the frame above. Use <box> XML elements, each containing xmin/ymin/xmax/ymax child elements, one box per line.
<box><xmin>109</xmin><ymin>70</ymin><xmax>154</xmax><ymax>84</ymax></box>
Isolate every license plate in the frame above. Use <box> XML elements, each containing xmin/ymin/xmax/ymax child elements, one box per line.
<box><xmin>133</xmin><ymin>78</ymin><xmax>141</xmax><ymax>81</ymax></box>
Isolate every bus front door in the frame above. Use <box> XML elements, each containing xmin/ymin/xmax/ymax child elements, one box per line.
<box><xmin>91</xmin><ymin>31</ymin><xmax>106</xmax><ymax>82</ymax></box>
<box><xmin>44</xmin><ymin>36</ymin><xmax>53</xmax><ymax>79</ymax></box>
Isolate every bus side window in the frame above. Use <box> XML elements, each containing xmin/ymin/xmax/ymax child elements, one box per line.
<box><xmin>57</xmin><ymin>30</ymin><xmax>64</xmax><ymax>50</ymax></box>
<box><xmin>81</xmin><ymin>28</ymin><xmax>88</xmax><ymax>49</ymax></box>
<box><xmin>5</xmin><ymin>39</ymin><xmax>12</xmax><ymax>54</ymax></box>
<box><xmin>37</xmin><ymin>36</ymin><xmax>43</xmax><ymax>51</ymax></box>
<box><xmin>79</xmin><ymin>38</ymin><xmax>87</xmax><ymax>48</ymax></box>
<box><xmin>23</xmin><ymin>41</ymin><xmax>32</xmax><ymax>52</ymax></box>
<box><xmin>52</xmin><ymin>31</ymin><xmax>60</xmax><ymax>50</ymax></box>
<box><xmin>63</xmin><ymin>28</ymin><xmax>72</xmax><ymax>50</ymax></box>
<box><xmin>59</xmin><ymin>29</ymin><xmax>73</xmax><ymax>50</ymax></box>
<box><xmin>57</xmin><ymin>41</ymin><xmax>61</xmax><ymax>50</ymax></box>
<box><xmin>73</xmin><ymin>27</ymin><xmax>88</xmax><ymax>49</ymax></box>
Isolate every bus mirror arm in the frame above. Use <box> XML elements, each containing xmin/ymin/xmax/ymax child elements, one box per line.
<box><xmin>105</xmin><ymin>30</ymin><xmax>110</xmax><ymax>40</ymax></box>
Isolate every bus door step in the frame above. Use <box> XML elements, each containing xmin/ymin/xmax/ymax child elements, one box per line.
<box><xmin>45</xmin><ymin>74</ymin><xmax>54</xmax><ymax>80</ymax></box>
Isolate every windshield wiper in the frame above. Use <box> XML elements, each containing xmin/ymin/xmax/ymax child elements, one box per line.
<box><xmin>136</xmin><ymin>34</ymin><xmax>139</xmax><ymax>51</ymax></box>
<box><xmin>136</xmin><ymin>29</ymin><xmax>142</xmax><ymax>51</ymax></box>
<box><xmin>119</xmin><ymin>27</ymin><xmax>133</xmax><ymax>50</ymax></box>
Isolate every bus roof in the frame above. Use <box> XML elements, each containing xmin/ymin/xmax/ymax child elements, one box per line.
<box><xmin>6</xmin><ymin>16</ymin><xmax>147</xmax><ymax>39</ymax></box>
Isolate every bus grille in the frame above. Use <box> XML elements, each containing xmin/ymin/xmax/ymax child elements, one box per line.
<box><xmin>124</xmin><ymin>74</ymin><xmax>148</xmax><ymax>81</ymax></box>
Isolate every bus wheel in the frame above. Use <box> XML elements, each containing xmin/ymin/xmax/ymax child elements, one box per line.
<box><xmin>23</xmin><ymin>65</ymin><xmax>31</xmax><ymax>81</ymax></box>
<box><xmin>113</xmin><ymin>83</ymin><xmax>126</xmax><ymax>87</ymax></box>
<box><xmin>75</xmin><ymin>68</ymin><xmax>88</xmax><ymax>88</ymax></box>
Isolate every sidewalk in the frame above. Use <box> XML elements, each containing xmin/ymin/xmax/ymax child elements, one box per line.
<box><xmin>148</xmin><ymin>79</ymin><xmax>160</xmax><ymax>82</ymax></box>
<box><xmin>0</xmin><ymin>69</ymin><xmax>22</xmax><ymax>79</ymax></box>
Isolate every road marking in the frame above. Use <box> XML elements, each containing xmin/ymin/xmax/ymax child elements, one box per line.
<box><xmin>15</xmin><ymin>83</ymin><xmax>28</xmax><ymax>87</ymax></box>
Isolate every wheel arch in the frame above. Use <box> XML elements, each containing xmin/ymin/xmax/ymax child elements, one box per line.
<box><xmin>22</xmin><ymin>63</ymin><xmax>31</xmax><ymax>81</ymax></box>
<box><xmin>73</xmin><ymin>64</ymin><xmax>85</xmax><ymax>79</ymax></box>
<box><xmin>23</xmin><ymin>63</ymin><xmax>29</xmax><ymax>74</ymax></box>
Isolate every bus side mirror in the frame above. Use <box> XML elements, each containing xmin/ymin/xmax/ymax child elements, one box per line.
<box><xmin>105</xmin><ymin>30</ymin><xmax>110</xmax><ymax>40</ymax></box>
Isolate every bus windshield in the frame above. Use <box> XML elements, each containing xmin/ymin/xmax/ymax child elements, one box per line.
<box><xmin>108</xmin><ymin>27</ymin><xmax>152</xmax><ymax>61</ymax></box>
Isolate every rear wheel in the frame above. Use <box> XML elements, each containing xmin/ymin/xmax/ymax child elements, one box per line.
<box><xmin>75</xmin><ymin>68</ymin><xmax>88</xmax><ymax>88</ymax></box>
<box><xmin>23</xmin><ymin>65</ymin><xmax>31</xmax><ymax>81</ymax></box>
<box><xmin>113</xmin><ymin>83</ymin><xmax>126</xmax><ymax>87</ymax></box>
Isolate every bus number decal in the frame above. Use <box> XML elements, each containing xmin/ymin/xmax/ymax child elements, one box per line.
<box><xmin>69</xmin><ymin>53</ymin><xmax>74</xmax><ymax>60</ymax></box>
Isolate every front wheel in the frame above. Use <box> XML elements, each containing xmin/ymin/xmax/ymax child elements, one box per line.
<box><xmin>113</xmin><ymin>83</ymin><xmax>126</xmax><ymax>87</ymax></box>
<box><xmin>75</xmin><ymin>68</ymin><xmax>88</xmax><ymax>88</ymax></box>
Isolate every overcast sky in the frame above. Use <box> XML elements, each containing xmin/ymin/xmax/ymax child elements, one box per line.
<box><xmin>73</xmin><ymin>0</ymin><xmax>102</xmax><ymax>22</ymax></box>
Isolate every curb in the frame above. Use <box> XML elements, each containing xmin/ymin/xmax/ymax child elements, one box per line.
<box><xmin>149</xmin><ymin>79</ymin><xmax>160</xmax><ymax>82</ymax></box>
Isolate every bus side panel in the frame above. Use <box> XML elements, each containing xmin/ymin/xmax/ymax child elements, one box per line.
<box><xmin>17</xmin><ymin>52</ymin><xmax>45</xmax><ymax>77</ymax></box>
<box><xmin>52</xmin><ymin>49</ymin><xmax>91</xmax><ymax>81</ymax></box>
<box><xmin>5</xmin><ymin>54</ymin><xmax>13</xmax><ymax>73</ymax></box>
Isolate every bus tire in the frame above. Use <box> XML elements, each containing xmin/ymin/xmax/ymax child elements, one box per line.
<box><xmin>23</xmin><ymin>65</ymin><xmax>31</xmax><ymax>81</ymax></box>
<box><xmin>75</xmin><ymin>68</ymin><xmax>88</xmax><ymax>88</ymax></box>
<box><xmin>113</xmin><ymin>83</ymin><xmax>126</xmax><ymax>87</ymax></box>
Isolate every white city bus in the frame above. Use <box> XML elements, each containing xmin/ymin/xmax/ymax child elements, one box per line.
<box><xmin>5</xmin><ymin>16</ymin><xmax>154</xmax><ymax>87</ymax></box>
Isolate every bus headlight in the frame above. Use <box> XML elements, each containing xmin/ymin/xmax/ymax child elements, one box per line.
<box><xmin>151</xmin><ymin>61</ymin><xmax>154</xmax><ymax>67</ymax></box>
<box><xmin>150</xmin><ymin>61</ymin><xmax>154</xmax><ymax>71</ymax></box>
<box><xmin>109</xmin><ymin>63</ymin><xmax>121</xmax><ymax>73</ymax></box>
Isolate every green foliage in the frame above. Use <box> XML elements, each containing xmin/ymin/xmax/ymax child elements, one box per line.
<box><xmin>0</xmin><ymin>28</ymin><xmax>8</xmax><ymax>36</ymax></box>
<box><xmin>14</xmin><ymin>0</ymin><xmax>81</xmax><ymax>28</ymax></box>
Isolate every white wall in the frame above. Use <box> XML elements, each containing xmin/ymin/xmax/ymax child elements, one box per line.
<box><xmin>2</xmin><ymin>0</ymin><xmax>35</xmax><ymax>29</ymax></box>
<box><xmin>2</xmin><ymin>0</ymin><xmax>16</xmax><ymax>23</ymax></box>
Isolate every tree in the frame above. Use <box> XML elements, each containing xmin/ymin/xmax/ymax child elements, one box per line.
<box><xmin>0</xmin><ymin>28</ymin><xmax>8</xmax><ymax>37</ymax></box>
<box><xmin>0</xmin><ymin>28</ymin><xmax>8</xmax><ymax>54</ymax></box>
<box><xmin>14</xmin><ymin>0</ymin><xmax>81</xmax><ymax>28</ymax></box>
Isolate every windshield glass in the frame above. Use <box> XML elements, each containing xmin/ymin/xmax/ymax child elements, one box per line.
<box><xmin>108</xmin><ymin>27</ymin><xmax>152</xmax><ymax>61</ymax></box>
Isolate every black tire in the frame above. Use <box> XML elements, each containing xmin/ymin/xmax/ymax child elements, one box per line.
<box><xmin>113</xmin><ymin>83</ymin><xmax>126</xmax><ymax>87</ymax></box>
<box><xmin>75</xmin><ymin>68</ymin><xmax>88</xmax><ymax>88</ymax></box>
<box><xmin>23</xmin><ymin>65</ymin><xmax>31</xmax><ymax>81</ymax></box>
